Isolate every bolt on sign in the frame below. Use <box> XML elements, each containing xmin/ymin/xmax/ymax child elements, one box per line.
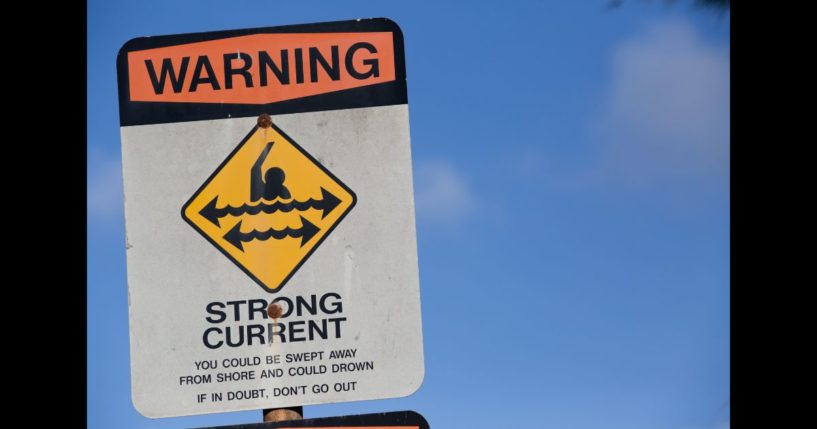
<box><xmin>117</xmin><ymin>19</ymin><xmax>423</xmax><ymax>418</ymax></box>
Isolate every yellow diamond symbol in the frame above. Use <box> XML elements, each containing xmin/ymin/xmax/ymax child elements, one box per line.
<box><xmin>182</xmin><ymin>122</ymin><xmax>356</xmax><ymax>293</ymax></box>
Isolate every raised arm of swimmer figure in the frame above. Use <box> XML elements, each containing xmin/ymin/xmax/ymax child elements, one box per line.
<box><xmin>250</xmin><ymin>142</ymin><xmax>291</xmax><ymax>203</ymax></box>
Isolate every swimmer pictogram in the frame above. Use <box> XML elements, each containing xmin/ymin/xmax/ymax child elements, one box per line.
<box><xmin>182</xmin><ymin>121</ymin><xmax>357</xmax><ymax>293</ymax></box>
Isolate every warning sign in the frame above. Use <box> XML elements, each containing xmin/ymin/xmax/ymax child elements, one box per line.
<box><xmin>190</xmin><ymin>410</ymin><xmax>429</xmax><ymax>429</ymax></box>
<box><xmin>118</xmin><ymin>18</ymin><xmax>423</xmax><ymax>419</ymax></box>
<box><xmin>182</xmin><ymin>121</ymin><xmax>356</xmax><ymax>292</ymax></box>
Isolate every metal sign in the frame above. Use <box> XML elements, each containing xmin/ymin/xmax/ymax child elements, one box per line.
<box><xmin>117</xmin><ymin>18</ymin><xmax>423</xmax><ymax>418</ymax></box>
<box><xmin>191</xmin><ymin>411</ymin><xmax>429</xmax><ymax>429</ymax></box>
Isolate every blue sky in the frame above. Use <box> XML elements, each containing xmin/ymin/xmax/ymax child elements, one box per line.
<box><xmin>88</xmin><ymin>1</ymin><xmax>730</xmax><ymax>428</ymax></box>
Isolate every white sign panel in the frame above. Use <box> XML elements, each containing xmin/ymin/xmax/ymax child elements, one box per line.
<box><xmin>116</xmin><ymin>18</ymin><xmax>423</xmax><ymax>418</ymax></box>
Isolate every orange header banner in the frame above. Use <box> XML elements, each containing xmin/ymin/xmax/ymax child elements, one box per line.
<box><xmin>127</xmin><ymin>32</ymin><xmax>395</xmax><ymax>105</ymax></box>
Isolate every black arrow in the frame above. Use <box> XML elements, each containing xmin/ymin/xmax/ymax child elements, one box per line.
<box><xmin>223</xmin><ymin>216</ymin><xmax>320</xmax><ymax>251</ymax></box>
<box><xmin>200</xmin><ymin>187</ymin><xmax>342</xmax><ymax>227</ymax></box>
<box><xmin>317</xmin><ymin>188</ymin><xmax>341</xmax><ymax>219</ymax></box>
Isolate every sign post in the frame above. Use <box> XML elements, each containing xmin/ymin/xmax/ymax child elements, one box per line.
<box><xmin>117</xmin><ymin>18</ymin><xmax>424</xmax><ymax>419</ymax></box>
<box><xmin>262</xmin><ymin>405</ymin><xmax>302</xmax><ymax>422</ymax></box>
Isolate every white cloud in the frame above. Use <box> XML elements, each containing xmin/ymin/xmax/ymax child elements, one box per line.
<box><xmin>594</xmin><ymin>20</ymin><xmax>730</xmax><ymax>190</ymax></box>
<box><xmin>413</xmin><ymin>159</ymin><xmax>475</xmax><ymax>224</ymax></box>
<box><xmin>87</xmin><ymin>148</ymin><xmax>123</xmax><ymax>222</ymax></box>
